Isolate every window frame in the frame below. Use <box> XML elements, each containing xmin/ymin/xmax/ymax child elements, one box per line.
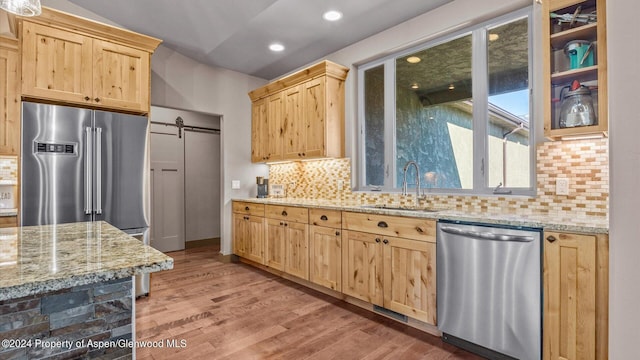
<box><xmin>356</xmin><ymin>6</ymin><xmax>536</xmax><ymax>196</ymax></box>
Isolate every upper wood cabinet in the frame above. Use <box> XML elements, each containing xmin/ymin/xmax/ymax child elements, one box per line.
<box><xmin>18</xmin><ymin>7</ymin><xmax>160</xmax><ymax>114</ymax></box>
<box><xmin>543</xmin><ymin>231</ymin><xmax>608</xmax><ymax>360</ymax></box>
<box><xmin>248</xmin><ymin>60</ymin><xmax>348</xmax><ymax>162</ymax></box>
<box><xmin>542</xmin><ymin>0</ymin><xmax>607</xmax><ymax>139</ymax></box>
<box><xmin>0</xmin><ymin>36</ymin><xmax>20</xmax><ymax>155</ymax></box>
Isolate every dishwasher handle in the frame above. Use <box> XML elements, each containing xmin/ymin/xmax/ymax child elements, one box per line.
<box><xmin>439</xmin><ymin>226</ymin><xmax>534</xmax><ymax>242</ymax></box>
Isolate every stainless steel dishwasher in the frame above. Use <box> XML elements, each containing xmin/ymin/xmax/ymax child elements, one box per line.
<box><xmin>437</xmin><ymin>221</ymin><xmax>542</xmax><ymax>360</ymax></box>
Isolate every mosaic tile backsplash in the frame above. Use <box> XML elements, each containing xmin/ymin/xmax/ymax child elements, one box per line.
<box><xmin>268</xmin><ymin>139</ymin><xmax>609</xmax><ymax>218</ymax></box>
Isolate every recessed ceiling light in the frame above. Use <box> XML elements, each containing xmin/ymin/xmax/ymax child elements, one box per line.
<box><xmin>410</xmin><ymin>83</ymin><xmax>419</xmax><ymax>89</ymax></box>
<box><xmin>448</xmin><ymin>84</ymin><xmax>455</xmax><ymax>90</ymax></box>
<box><xmin>489</xmin><ymin>33</ymin><xmax>500</xmax><ymax>42</ymax></box>
<box><xmin>323</xmin><ymin>10</ymin><xmax>342</xmax><ymax>21</ymax></box>
<box><xmin>269</xmin><ymin>43</ymin><xmax>285</xmax><ymax>52</ymax></box>
<box><xmin>407</xmin><ymin>56</ymin><xmax>421</xmax><ymax>64</ymax></box>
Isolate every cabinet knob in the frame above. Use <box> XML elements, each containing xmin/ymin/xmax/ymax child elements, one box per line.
<box><xmin>383</xmin><ymin>239</ymin><xmax>389</xmax><ymax>245</ymax></box>
<box><xmin>94</xmin><ymin>98</ymin><xmax>100</xmax><ymax>103</ymax></box>
<box><xmin>284</xmin><ymin>223</ymin><xmax>288</xmax><ymax>227</ymax></box>
<box><xmin>302</xmin><ymin>152</ymin><xmax>306</xmax><ymax>157</ymax></box>
<box><xmin>320</xmin><ymin>215</ymin><xmax>328</xmax><ymax>221</ymax></box>
<box><xmin>245</xmin><ymin>206</ymin><xmax>250</xmax><ymax>211</ymax></box>
<box><xmin>335</xmin><ymin>231</ymin><xmax>340</xmax><ymax>236</ymax></box>
<box><xmin>377</xmin><ymin>221</ymin><xmax>388</xmax><ymax>228</ymax></box>
<box><xmin>84</xmin><ymin>96</ymin><xmax>90</xmax><ymax>101</ymax></box>
<box><xmin>546</xmin><ymin>235</ymin><xmax>557</xmax><ymax>243</ymax></box>
<box><xmin>244</xmin><ymin>216</ymin><xmax>249</xmax><ymax>220</ymax></box>
<box><xmin>282</xmin><ymin>210</ymin><xmax>288</xmax><ymax>216</ymax></box>
<box><xmin>375</xmin><ymin>238</ymin><xmax>381</xmax><ymax>243</ymax></box>
<box><xmin>416</xmin><ymin>227</ymin><xmax>424</xmax><ymax>233</ymax></box>
<box><xmin>280</xmin><ymin>222</ymin><xmax>284</xmax><ymax>226</ymax></box>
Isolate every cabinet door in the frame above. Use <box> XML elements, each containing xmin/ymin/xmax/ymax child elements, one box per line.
<box><xmin>0</xmin><ymin>38</ymin><xmax>19</xmax><ymax>155</ymax></box>
<box><xmin>244</xmin><ymin>216</ymin><xmax>265</xmax><ymax>264</ymax></box>
<box><xmin>342</xmin><ymin>230</ymin><xmax>383</xmax><ymax>306</ymax></box>
<box><xmin>382</xmin><ymin>236</ymin><xmax>436</xmax><ymax>325</ymax></box>
<box><xmin>544</xmin><ymin>232</ymin><xmax>596</xmax><ymax>360</ymax></box>
<box><xmin>265</xmin><ymin>218</ymin><xmax>285</xmax><ymax>270</ymax></box>
<box><xmin>232</xmin><ymin>213</ymin><xmax>248</xmax><ymax>257</ymax></box>
<box><xmin>302</xmin><ymin>77</ymin><xmax>325</xmax><ymax>158</ymax></box>
<box><xmin>284</xmin><ymin>222</ymin><xmax>309</xmax><ymax>280</ymax></box>
<box><xmin>309</xmin><ymin>225</ymin><xmax>342</xmax><ymax>291</ymax></box>
<box><xmin>282</xmin><ymin>84</ymin><xmax>305</xmax><ymax>159</ymax></box>
<box><xmin>267</xmin><ymin>93</ymin><xmax>284</xmax><ymax>161</ymax></box>
<box><xmin>21</xmin><ymin>21</ymin><xmax>93</xmax><ymax>105</ymax></box>
<box><xmin>92</xmin><ymin>40</ymin><xmax>150</xmax><ymax>113</ymax></box>
<box><xmin>251</xmin><ymin>97</ymin><xmax>269</xmax><ymax>162</ymax></box>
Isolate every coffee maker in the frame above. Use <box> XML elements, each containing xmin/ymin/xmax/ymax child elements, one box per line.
<box><xmin>257</xmin><ymin>176</ymin><xmax>268</xmax><ymax>198</ymax></box>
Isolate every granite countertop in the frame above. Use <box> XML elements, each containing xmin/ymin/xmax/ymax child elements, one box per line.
<box><xmin>233</xmin><ymin>197</ymin><xmax>609</xmax><ymax>234</ymax></box>
<box><xmin>0</xmin><ymin>208</ymin><xmax>18</xmax><ymax>216</ymax></box>
<box><xmin>0</xmin><ymin>221</ymin><xmax>173</xmax><ymax>301</ymax></box>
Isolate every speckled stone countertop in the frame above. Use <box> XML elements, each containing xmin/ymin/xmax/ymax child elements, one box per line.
<box><xmin>0</xmin><ymin>221</ymin><xmax>173</xmax><ymax>301</ymax></box>
<box><xmin>234</xmin><ymin>198</ymin><xmax>609</xmax><ymax>234</ymax></box>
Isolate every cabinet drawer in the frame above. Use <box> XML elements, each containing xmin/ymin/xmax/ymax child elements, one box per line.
<box><xmin>232</xmin><ymin>201</ymin><xmax>265</xmax><ymax>217</ymax></box>
<box><xmin>265</xmin><ymin>205</ymin><xmax>308</xmax><ymax>223</ymax></box>
<box><xmin>309</xmin><ymin>208</ymin><xmax>341</xmax><ymax>228</ymax></box>
<box><xmin>0</xmin><ymin>216</ymin><xmax>17</xmax><ymax>228</ymax></box>
<box><xmin>342</xmin><ymin>212</ymin><xmax>436</xmax><ymax>243</ymax></box>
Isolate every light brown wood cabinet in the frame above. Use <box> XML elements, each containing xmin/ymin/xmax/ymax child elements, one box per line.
<box><xmin>0</xmin><ymin>36</ymin><xmax>20</xmax><ymax>155</ymax></box>
<box><xmin>543</xmin><ymin>231</ymin><xmax>608</xmax><ymax>360</ymax></box>
<box><xmin>18</xmin><ymin>7</ymin><xmax>160</xmax><ymax>114</ymax></box>
<box><xmin>264</xmin><ymin>205</ymin><xmax>309</xmax><ymax>279</ymax></box>
<box><xmin>232</xmin><ymin>202</ymin><xmax>265</xmax><ymax>264</ymax></box>
<box><xmin>309</xmin><ymin>209</ymin><xmax>342</xmax><ymax>291</ymax></box>
<box><xmin>248</xmin><ymin>60</ymin><xmax>348</xmax><ymax>162</ymax></box>
<box><xmin>0</xmin><ymin>216</ymin><xmax>18</xmax><ymax>228</ymax></box>
<box><xmin>542</xmin><ymin>0</ymin><xmax>608</xmax><ymax>139</ymax></box>
<box><xmin>342</xmin><ymin>212</ymin><xmax>437</xmax><ymax>325</ymax></box>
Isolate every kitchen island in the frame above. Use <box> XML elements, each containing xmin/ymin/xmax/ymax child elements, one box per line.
<box><xmin>0</xmin><ymin>221</ymin><xmax>173</xmax><ymax>359</ymax></box>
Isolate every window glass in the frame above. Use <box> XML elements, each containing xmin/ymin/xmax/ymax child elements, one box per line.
<box><xmin>395</xmin><ymin>35</ymin><xmax>473</xmax><ymax>189</ymax></box>
<box><xmin>487</xmin><ymin>17</ymin><xmax>531</xmax><ymax>188</ymax></box>
<box><xmin>364</xmin><ymin>65</ymin><xmax>385</xmax><ymax>187</ymax></box>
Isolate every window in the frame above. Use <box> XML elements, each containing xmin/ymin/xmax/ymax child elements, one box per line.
<box><xmin>358</xmin><ymin>8</ymin><xmax>534</xmax><ymax>195</ymax></box>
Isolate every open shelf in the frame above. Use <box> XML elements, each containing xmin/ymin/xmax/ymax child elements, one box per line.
<box><xmin>550</xmin><ymin>22</ymin><xmax>597</xmax><ymax>49</ymax></box>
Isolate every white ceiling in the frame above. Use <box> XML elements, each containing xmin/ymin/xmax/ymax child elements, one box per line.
<box><xmin>67</xmin><ymin>0</ymin><xmax>452</xmax><ymax>79</ymax></box>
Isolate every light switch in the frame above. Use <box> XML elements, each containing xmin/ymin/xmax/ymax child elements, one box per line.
<box><xmin>556</xmin><ymin>178</ymin><xmax>569</xmax><ymax>195</ymax></box>
<box><xmin>231</xmin><ymin>180</ymin><xmax>241</xmax><ymax>190</ymax></box>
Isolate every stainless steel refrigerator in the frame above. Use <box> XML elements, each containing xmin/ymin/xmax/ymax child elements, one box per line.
<box><xmin>21</xmin><ymin>101</ymin><xmax>152</xmax><ymax>296</ymax></box>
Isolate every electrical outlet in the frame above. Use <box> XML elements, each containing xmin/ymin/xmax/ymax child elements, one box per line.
<box><xmin>231</xmin><ymin>180</ymin><xmax>241</xmax><ymax>190</ymax></box>
<box><xmin>556</xmin><ymin>178</ymin><xmax>569</xmax><ymax>195</ymax></box>
<box><xmin>337</xmin><ymin>180</ymin><xmax>344</xmax><ymax>191</ymax></box>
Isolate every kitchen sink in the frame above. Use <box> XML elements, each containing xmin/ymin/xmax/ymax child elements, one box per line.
<box><xmin>359</xmin><ymin>204</ymin><xmax>441</xmax><ymax>212</ymax></box>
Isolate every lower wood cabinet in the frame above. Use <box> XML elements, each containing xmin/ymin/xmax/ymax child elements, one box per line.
<box><xmin>232</xmin><ymin>213</ymin><xmax>265</xmax><ymax>264</ymax></box>
<box><xmin>342</xmin><ymin>212</ymin><xmax>437</xmax><ymax>325</ymax></box>
<box><xmin>232</xmin><ymin>202</ymin><xmax>265</xmax><ymax>264</ymax></box>
<box><xmin>543</xmin><ymin>231</ymin><xmax>608</xmax><ymax>360</ymax></box>
<box><xmin>309</xmin><ymin>225</ymin><xmax>342</xmax><ymax>292</ymax></box>
<box><xmin>264</xmin><ymin>205</ymin><xmax>309</xmax><ymax>279</ymax></box>
<box><xmin>0</xmin><ymin>216</ymin><xmax>17</xmax><ymax>228</ymax></box>
<box><xmin>309</xmin><ymin>208</ymin><xmax>343</xmax><ymax>292</ymax></box>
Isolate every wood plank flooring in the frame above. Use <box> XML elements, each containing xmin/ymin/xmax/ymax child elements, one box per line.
<box><xmin>135</xmin><ymin>246</ymin><xmax>482</xmax><ymax>360</ymax></box>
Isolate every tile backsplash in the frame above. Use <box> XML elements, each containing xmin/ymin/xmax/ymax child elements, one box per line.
<box><xmin>268</xmin><ymin>139</ymin><xmax>609</xmax><ymax>218</ymax></box>
<box><xmin>0</xmin><ymin>156</ymin><xmax>18</xmax><ymax>184</ymax></box>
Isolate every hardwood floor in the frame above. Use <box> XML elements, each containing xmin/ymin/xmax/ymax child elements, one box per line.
<box><xmin>135</xmin><ymin>246</ymin><xmax>482</xmax><ymax>360</ymax></box>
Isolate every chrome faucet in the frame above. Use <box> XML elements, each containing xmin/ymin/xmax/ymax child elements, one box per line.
<box><xmin>402</xmin><ymin>161</ymin><xmax>421</xmax><ymax>206</ymax></box>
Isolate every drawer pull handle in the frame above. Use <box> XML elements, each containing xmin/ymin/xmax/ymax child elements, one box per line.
<box><xmin>320</xmin><ymin>215</ymin><xmax>328</xmax><ymax>221</ymax></box>
<box><xmin>375</xmin><ymin>238</ymin><xmax>381</xmax><ymax>243</ymax></box>
<box><xmin>94</xmin><ymin>97</ymin><xmax>100</xmax><ymax>103</ymax></box>
<box><xmin>282</xmin><ymin>210</ymin><xmax>288</xmax><ymax>216</ymax></box>
<box><xmin>383</xmin><ymin>239</ymin><xmax>389</xmax><ymax>244</ymax></box>
<box><xmin>416</xmin><ymin>227</ymin><xmax>424</xmax><ymax>233</ymax></box>
<box><xmin>377</xmin><ymin>221</ymin><xmax>388</xmax><ymax>228</ymax></box>
<box><xmin>335</xmin><ymin>231</ymin><xmax>340</xmax><ymax>236</ymax></box>
<box><xmin>244</xmin><ymin>216</ymin><xmax>249</xmax><ymax>220</ymax></box>
<box><xmin>245</xmin><ymin>206</ymin><xmax>250</xmax><ymax>211</ymax></box>
<box><xmin>546</xmin><ymin>235</ymin><xmax>557</xmax><ymax>243</ymax></box>
<box><xmin>84</xmin><ymin>96</ymin><xmax>90</xmax><ymax>101</ymax></box>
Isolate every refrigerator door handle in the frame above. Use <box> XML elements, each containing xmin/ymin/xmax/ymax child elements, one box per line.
<box><xmin>96</xmin><ymin>127</ymin><xmax>103</xmax><ymax>215</ymax></box>
<box><xmin>85</xmin><ymin>127</ymin><xmax>93</xmax><ymax>215</ymax></box>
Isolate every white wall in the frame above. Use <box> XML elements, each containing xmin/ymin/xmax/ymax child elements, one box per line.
<box><xmin>608</xmin><ymin>0</ymin><xmax>640</xmax><ymax>357</ymax></box>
